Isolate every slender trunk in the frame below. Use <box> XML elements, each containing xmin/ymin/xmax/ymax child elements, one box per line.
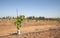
<box><xmin>17</xmin><ymin>29</ymin><xmax>20</xmax><ymax>35</ymax></box>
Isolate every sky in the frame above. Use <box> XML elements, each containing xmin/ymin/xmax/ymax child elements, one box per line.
<box><xmin>0</xmin><ymin>0</ymin><xmax>60</xmax><ymax>18</ymax></box>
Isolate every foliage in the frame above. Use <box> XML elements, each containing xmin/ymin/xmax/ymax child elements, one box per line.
<box><xmin>26</xmin><ymin>16</ymin><xmax>45</xmax><ymax>20</ymax></box>
<box><xmin>26</xmin><ymin>16</ymin><xmax>60</xmax><ymax>22</ymax></box>
<box><xmin>2</xmin><ymin>17</ymin><xmax>6</xmax><ymax>19</ymax></box>
<box><xmin>14</xmin><ymin>15</ymin><xmax>25</xmax><ymax>29</ymax></box>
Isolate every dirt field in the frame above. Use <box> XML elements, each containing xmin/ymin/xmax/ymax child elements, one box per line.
<box><xmin>0</xmin><ymin>19</ymin><xmax>60</xmax><ymax>38</ymax></box>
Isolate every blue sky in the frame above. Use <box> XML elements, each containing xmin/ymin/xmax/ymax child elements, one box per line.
<box><xmin>0</xmin><ymin>0</ymin><xmax>60</xmax><ymax>18</ymax></box>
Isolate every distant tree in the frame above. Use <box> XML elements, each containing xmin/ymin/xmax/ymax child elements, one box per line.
<box><xmin>12</xmin><ymin>17</ymin><xmax>15</xmax><ymax>19</ymax></box>
<box><xmin>27</xmin><ymin>16</ymin><xmax>32</xmax><ymax>19</ymax></box>
<box><xmin>6</xmin><ymin>16</ymin><xmax>11</xmax><ymax>19</ymax></box>
<box><xmin>27</xmin><ymin>16</ymin><xmax>35</xmax><ymax>20</ymax></box>
<box><xmin>5</xmin><ymin>16</ymin><xmax>12</xmax><ymax>20</ymax></box>
<box><xmin>38</xmin><ymin>16</ymin><xmax>45</xmax><ymax>20</ymax></box>
<box><xmin>14</xmin><ymin>15</ymin><xmax>25</xmax><ymax>35</ymax></box>
<box><xmin>2</xmin><ymin>17</ymin><xmax>6</xmax><ymax>19</ymax></box>
<box><xmin>32</xmin><ymin>16</ymin><xmax>35</xmax><ymax>19</ymax></box>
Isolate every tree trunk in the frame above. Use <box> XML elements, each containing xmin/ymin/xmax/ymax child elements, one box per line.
<box><xmin>17</xmin><ymin>29</ymin><xmax>20</xmax><ymax>35</ymax></box>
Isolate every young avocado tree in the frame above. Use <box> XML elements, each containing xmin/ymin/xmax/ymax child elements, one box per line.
<box><xmin>14</xmin><ymin>15</ymin><xmax>25</xmax><ymax>35</ymax></box>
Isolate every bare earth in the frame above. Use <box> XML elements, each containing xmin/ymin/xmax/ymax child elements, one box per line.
<box><xmin>0</xmin><ymin>19</ymin><xmax>60</xmax><ymax>38</ymax></box>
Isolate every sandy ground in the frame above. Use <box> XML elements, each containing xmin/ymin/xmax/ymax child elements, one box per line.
<box><xmin>0</xmin><ymin>19</ymin><xmax>60</xmax><ymax>36</ymax></box>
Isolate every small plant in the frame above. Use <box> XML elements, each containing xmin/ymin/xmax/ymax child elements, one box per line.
<box><xmin>14</xmin><ymin>15</ymin><xmax>25</xmax><ymax>35</ymax></box>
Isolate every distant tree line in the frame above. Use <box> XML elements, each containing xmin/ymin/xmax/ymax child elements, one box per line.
<box><xmin>0</xmin><ymin>16</ymin><xmax>60</xmax><ymax>22</ymax></box>
<box><xmin>26</xmin><ymin>16</ymin><xmax>59</xmax><ymax>20</ymax></box>
<box><xmin>26</xmin><ymin>16</ymin><xmax>45</xmax><ymax>20</ymax></box>
<box><xmin>0</xmin><ymin>16</ymin><xmax>15</xmax><ymax>19</ymax></box>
